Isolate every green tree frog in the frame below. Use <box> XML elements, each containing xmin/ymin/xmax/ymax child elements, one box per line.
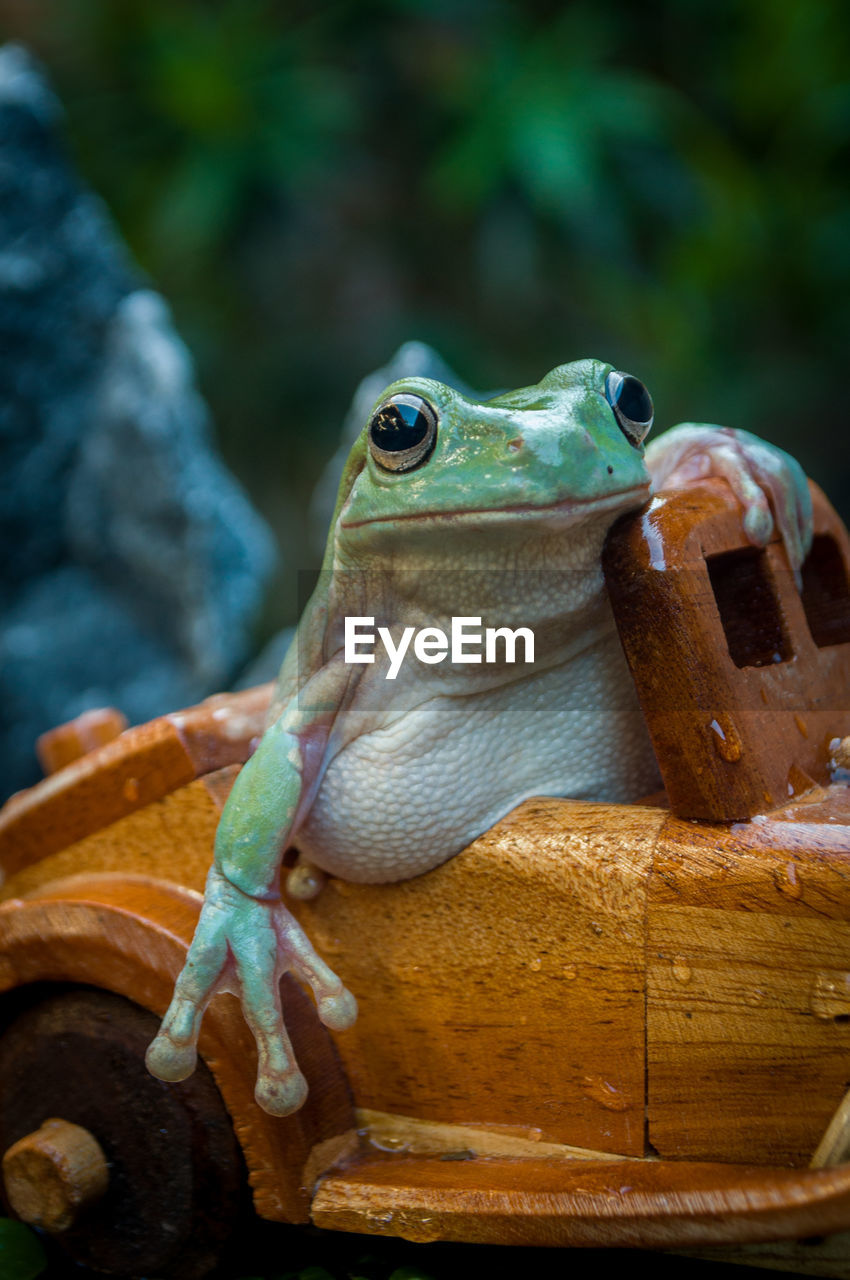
<box><xmin>146</xmin><ymin>358</ymin><xmax>812</xmax><ymax>1115</ymax></box>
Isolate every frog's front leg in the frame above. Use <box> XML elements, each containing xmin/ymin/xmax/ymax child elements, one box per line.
<box><xmin>646</xmin><ymin>423</ymin><xmax>813</xmax><ymax>573</ymax></box>
<box><xmin>145</xmin><ymin>716</ymin><xmax>357</xmax><ymax>1116</ymax></box>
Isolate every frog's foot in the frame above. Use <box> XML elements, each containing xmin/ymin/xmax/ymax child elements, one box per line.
<box><xmin>645</xmin><ymin>424</ymin><xmax>813</xmax><ymax>575</ymax></box>
<box><xmin>146</xmin><ymin>867</ymin><xmax>357</xmax><ymax>1116</ymax></box>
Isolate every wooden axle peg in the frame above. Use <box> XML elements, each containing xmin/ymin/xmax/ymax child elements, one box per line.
<box><xmin>2</xmin><ymin>1117</ymin><xmax>109</xmax><ymax>1232</ymax></box>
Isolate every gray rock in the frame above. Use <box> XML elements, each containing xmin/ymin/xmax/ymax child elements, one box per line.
<box><xmin>0</xmin><ymin>46</ymin><xmax>275</xmax><ymax>797</ymax></box>
<box><xmin>68</xmin><ymin>289</ymin><xmax>273</xmax><ymax>687</ymax></box>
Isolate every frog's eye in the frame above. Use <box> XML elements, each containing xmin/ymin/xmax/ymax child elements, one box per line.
<box><xmin>368</xmin><ymin>394</ymin><xmax>438</xmax><ymax>472</ymax></box>
<box><xmin>605</xmin><ymin>371</ymin><xmax>654</xmax><ymax>447</ymax></box>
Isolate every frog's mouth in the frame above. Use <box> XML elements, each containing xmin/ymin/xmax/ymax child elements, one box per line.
<box><xmin>340</xmin><ymin>482</ymin><xmax>650</xmax><ymax>530</ymax></box>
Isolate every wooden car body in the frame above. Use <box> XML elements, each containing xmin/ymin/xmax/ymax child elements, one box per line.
<box><xmin>2</xmin><ymin>478</ymin><xmax>850</xmax><ymax>1268</ymax></box>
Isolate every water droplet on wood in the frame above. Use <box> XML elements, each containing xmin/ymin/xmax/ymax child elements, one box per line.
<box><xmin>810</xmin><ymin>971</ymin><xmax>850</xmax><ymax>1021</ymax></box>
<box><xmin>709</xmin><ymin>715</ymin><xmax>743</xmax><ymax>762</ymax></box>
<box><xmin>773</xmin><ymin>862</ymin><xmax>802</xmax><ymax>899</ymax></box>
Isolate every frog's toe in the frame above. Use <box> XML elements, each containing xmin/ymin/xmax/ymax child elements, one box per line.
<box><xmin>318</xmin><ymin>989</ymin><xmax>358</xmax><ymax>1030</ymax></box>
<box><xmin>255</xmin><ymin>1067</ymin><xmax>309</xmax><ymax>1116</ymax></box>
<box><xmin>145</xmin><ymin>1032</ymin><xmax>197</xmax><ymax>1082</ymax></box>
<box><xmin>741</xmin><ymin>499</ymin><xmax>774</xmax><ymax>548</ymax></box>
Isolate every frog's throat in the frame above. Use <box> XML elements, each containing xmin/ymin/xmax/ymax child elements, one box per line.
<box><xmin>339</xmin><ymin>482</ymin><xmax>650</xmax><ymax>530</ymax></box>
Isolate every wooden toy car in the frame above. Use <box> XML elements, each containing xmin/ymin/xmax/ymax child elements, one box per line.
<box><xmin>2</xmin><ymin>477</ymin><xmax>850</xmax><ymax>1278</ymax></box>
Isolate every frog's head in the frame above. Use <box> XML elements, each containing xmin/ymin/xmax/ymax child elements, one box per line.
<box><xmin>338</xmin><ymin>358</ymin><xmax>654</xmax><ymax>539</ymax></box>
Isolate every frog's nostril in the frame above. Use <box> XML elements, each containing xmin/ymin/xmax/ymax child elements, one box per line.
<box><xmin>507</xmin><ymin>437</ymin><xmax>524</xmax><ymax>454</ymax></box>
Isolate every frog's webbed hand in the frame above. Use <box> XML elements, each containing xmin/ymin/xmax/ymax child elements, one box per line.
<box><xmin>645</xmin><ymin>424</ymin><xmax>813</xmax><ymax>574</ymax></box>
<box><xmin>145</xmin><ymin>713</ymin><xmax>357</xmax><ymax>1116</ymax></box>
<box><xmin>145</xmin><ymin>868</ymin><xmax>356</xmax><ymax>1114</ymax></box>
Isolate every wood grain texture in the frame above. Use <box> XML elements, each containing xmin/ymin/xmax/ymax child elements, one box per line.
<box><xmin>604</xmin><ymin>480</ymin><xmax>850</xmax><ymax>821</ymax></box>
<box><xmin>0</xmin><ymin>774</ymin><xmax>224</xmax><ymax>903</ymax></box>
<box><xmin>311</xmin><ymin>1152</ymin><xmax>850</xmax><ymax>1248</ymax></box>
<box><xmin>647</xmin><ymin>786</ymin><xmax>850</xmax><ymax>1165</ymax></box>
<box><xmin>0</xmin><ymin>686</ymin><xmax>271</xmax><ymax>881</ymax></box>
<box><xmin>0</xmin><ymin>719</ymin><xmax>198</xmax><ymax>879</ymax></box>
<box><xmin>36</xmin><ymin>708</ymin><xmax>128</xmax><ymax>776</ymax></box>
<box><xmin>291</xmin><ymin>798</ymin><xmax>667</xmax><ymax>1158</ymax></box>
<box><xmin>0</xmin><ymin>872</ymin><xmax>354</xmax><ymax>1223</ymax></box>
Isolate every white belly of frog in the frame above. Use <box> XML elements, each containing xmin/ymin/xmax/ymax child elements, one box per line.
<box><xmin>297</xmin><ymin>642</ymin><xmax>660</xmax><ymax>883</ymax></box>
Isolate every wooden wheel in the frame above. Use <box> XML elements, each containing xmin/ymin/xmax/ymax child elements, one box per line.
<box><xmin>0</xmin><ymin>986</ymin><xmax>248</xmax><ymax>1278</ymax></box>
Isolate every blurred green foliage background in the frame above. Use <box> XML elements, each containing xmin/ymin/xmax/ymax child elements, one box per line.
<box><xmin>2</xmin><ymin>0</ymin><xmax>848</xmax><ymax>636</ymax></box>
